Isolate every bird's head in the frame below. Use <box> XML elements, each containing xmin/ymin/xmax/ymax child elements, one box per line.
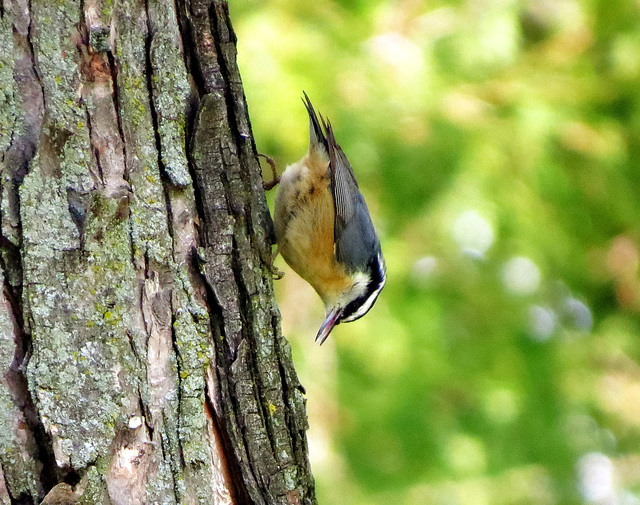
<box><xmin>316</xmin><ymin>251</ymin><xmax>386</xmax><ymax>345</ymax></box>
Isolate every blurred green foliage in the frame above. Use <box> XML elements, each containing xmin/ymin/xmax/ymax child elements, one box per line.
<box><xmin>233</xmin><ymin>1</ymin><xmax>640</xmax><ymax>504</ymax></box>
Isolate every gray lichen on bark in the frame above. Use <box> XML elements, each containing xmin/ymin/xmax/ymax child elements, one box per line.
<box><xmin>0</xmin><ymin>0</ymin><xmax>316</xmax><ymax>503</ymax></box>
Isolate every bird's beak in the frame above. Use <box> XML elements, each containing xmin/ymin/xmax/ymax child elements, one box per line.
<box><xmin>316</xmin><ymin>308</ymin><xmax>342</xmax><ymax>345</ymax></box>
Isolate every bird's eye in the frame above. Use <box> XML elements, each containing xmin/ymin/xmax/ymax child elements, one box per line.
<box><xmin>341</xmin><ymin>282</ymin><xmax>384</xmax><ymax>323</ymax></box>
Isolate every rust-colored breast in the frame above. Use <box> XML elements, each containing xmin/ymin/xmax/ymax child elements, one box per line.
<box><xmin>274</xmin><ymin>152</ymin><xmax>352</xmax><ymax>305</ymax></box>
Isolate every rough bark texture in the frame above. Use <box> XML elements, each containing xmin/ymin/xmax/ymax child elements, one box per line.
<box><xmin>0</xmin><ymin>0</ymin><xmax>316</xmax><ymax>503</ymax></box>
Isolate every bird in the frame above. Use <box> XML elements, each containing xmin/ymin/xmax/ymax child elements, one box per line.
<box><xmin>271</xmin><ymin>93</ymin><xmax>386</xmax><ymax>345</ymax></box>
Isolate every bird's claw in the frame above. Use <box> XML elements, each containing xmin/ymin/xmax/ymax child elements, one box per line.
<box><xmin>259</xmin><ymin>154</ymin><xmax>280</xmax><ymax>190</ymax></box>
<box><xmin>267</xmin><ymin>245</ymin><xmax>284</xmax><ymax>280</ymax></box>
<box><xmin>270</xmin><ymin>265</ymin><xmax>285</xmax><ymax>280</ymax></box>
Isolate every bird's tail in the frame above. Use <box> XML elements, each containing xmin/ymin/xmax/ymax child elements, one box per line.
<box><xmin>302</xmin><ymin>92</ymin><xmax>329</xmax><ymax>158</ymax></box>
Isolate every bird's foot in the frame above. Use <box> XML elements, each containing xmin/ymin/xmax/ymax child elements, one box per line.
<box><xmin>267</xmin><ymin>245</ymin><xmax>284</xmax><ymax>280</ymax></box>
<box><xmin>259</xmin><ymin>154</ymin><xmax>280</xmax><ymax>190</ymax></box>
<box><xmin>270</xmin><ymin>264</ymin><xmax>285</xmax><ymax>280</ymax></box>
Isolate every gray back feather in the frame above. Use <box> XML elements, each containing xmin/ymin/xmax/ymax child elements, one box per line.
<box><xmin>302</xmin><ymin>94</ymin><xmax>381</xmax><ymax>272</ymax></box>
<box><xmin>324</xmin><ymin>121</ymin><xmax>381</xmax><ymax>272</ymax></box>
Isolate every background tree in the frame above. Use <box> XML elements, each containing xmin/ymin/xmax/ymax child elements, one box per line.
<box><xmin>232</xmin><ymin>1</ymin><xmax>640</xmax><ymax>504</ymax></box>
<box><xmin>0</xmin><ymin>0</ymin><xmax>315</xmax><ymax>503</ymax></box>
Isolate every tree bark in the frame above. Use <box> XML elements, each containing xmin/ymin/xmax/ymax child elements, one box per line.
<box><xmin>0</xmin><ymin>1</ymin><xmax>316</xmax><ymax>504</ymax></box>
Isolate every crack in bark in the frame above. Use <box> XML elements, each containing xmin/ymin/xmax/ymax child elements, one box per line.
<box><xmin>203</xmin><ymin>382</ymin><xmax>249</xmax><ymax>505</ymax></box>
<box><xmin>275</xmin><ymin>344</ymin><xmax>307</xmax><ymax>470</ymax></box>
<box><xmin>142</xmin><ymin>0</ymin><xmax>178</xmax><ymax>260</ymax></box>
<box><xmin>166</xmin><ymin>296</ymin><xmax>189</xmax><ymax>493</ymax></box>
<box><xmin>207</xmin><ymin>3</ymin><xmax>259</xmax><ymax>237</ymax></box>
<box><xmin>83</xmin><ymin>95</ymin><xmax>106</xmax><ymax>188</ymax></box>
<box><xmin>208</xmin><ymin>3</ymin><xmax>241</xmax><ymax>149</ymax></box>
<box><xmin>1</xmin><ymin>0</ymin><xmax>61</xmax><ymax>498</ymax></box>
<box><xmin>227</xmin><ymin>233</ymin><xmax>281</xmax><ymax>464</ymax></box>
<box><xmin>198</xmin><ymin>262</ymin><xmax>257</xmax><ymax>503</ymax></box>
<box><xmin>137</xmin><ymin>389</ymin><xmax>154</xmax><ymax>440</ymax></box>
<box><xmin>175</xmin><ymin>0</ymin><xmax>206</xmax><ymax>97</ymax></box>
<box><xmin>5</xmin><ymin>488</ymin><xmax>34</xmax><ymax>505</ymax></box>
<box><xmin>26</xmin><ymin>0</ymin><xmax>45</xmax><ymax>113</ymax></box>
<box><xmin>211</xmin><ymin>359</ymin><xmax>259</xmax><ymax>505</ymax></box>
<box><xmin>158</xmin><ymin>422</ymin><xmax>182</xmax><ymax>505</ymax></box>
<box><xmin>1</xmin><ymin>268</ymin><xmax>58</xmax><ymax>501</ymax></box>
<box><xmin>105</xmin><ymin>50</ymin><xmax>128</xmax><ymax>180</ymax></box>
<box><xmin>208</xmin><ymin>1</ymin><xmax>274</xmax><ymax>270</ymax></box>
<box><xmin>180</xmin><ymin>2</ymin><xmax>215</xmax><ymax>237</ymax></box>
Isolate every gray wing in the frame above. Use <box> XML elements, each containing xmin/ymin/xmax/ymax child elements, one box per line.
<box><xmin>324</xmin><ymin>121</ymin><xmax>381</xmax><ymax>272</ymax></box>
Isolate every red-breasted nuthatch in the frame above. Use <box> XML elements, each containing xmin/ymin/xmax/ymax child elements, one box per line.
<box><xmin>273</xmin><ymin>94</ymin><xmax>386</xmax><ymax>344</ymax></box>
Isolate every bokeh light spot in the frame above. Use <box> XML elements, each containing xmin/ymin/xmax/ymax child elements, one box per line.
<box><xmin>563</xmin><ymin>297</ymin><xmax>593</xmax><ymax>332</ymax></box>
<box><xmin>501</xmin><ymin>256</ymin><xmax>540</xmax><ymax>295</ymax></box>
<box><xmin>446</xmin><ymin>434</ymin><xmax>488</xmax><ymax>477</ymax></box>
<box><xmin>577</xmin><ymin>452</ymin><xmax>616</xmax><ymax>503</ymax></box>
<box><xmin>452</xmin><ymin>210</ymin><xmax>494</xmax><ymax>258</ymax></box>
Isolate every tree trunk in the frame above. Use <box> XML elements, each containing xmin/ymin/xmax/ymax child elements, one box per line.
<box><xmin>0</xmin><ymin>1</ymin><xmax>316</xmax><ymax>504</ymax></box>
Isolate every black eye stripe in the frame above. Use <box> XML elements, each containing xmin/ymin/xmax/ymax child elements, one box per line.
<box><xmin>342</xmin><ymin>294</ymin><xmax>371</xmax><ymax>321</ymax></box>
<box><xmin>340</xmin><ymin>254</ymin><xmax>386</xmax><ymax>322</ymax></box>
